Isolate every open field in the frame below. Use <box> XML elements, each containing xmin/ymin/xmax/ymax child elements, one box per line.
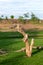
<box><xmin>0</xmin><ymin>38</ymin><xmax>43</xmax><ymax>65</ymax></box>
<box><xmin>0</xmin><ymin>29</ymin><xmax>43</xmax><ymax>38</ymax></box>
<box><xmin>0</xmin><ymin>23</ymin><xmax>43</xmax><ymax>30</ymax></box>
<box><xmin>0</xmin><ymin>30</ymin><xmax>43</xmax><ymax>65</ymax></box>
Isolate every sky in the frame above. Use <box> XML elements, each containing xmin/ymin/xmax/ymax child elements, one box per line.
<box><xmin>0</xmin><ymin>0</ymin><xmax>43</xmax><ymax>19</ymax></box>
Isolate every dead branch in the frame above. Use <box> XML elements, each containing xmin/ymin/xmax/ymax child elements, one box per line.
<box><xmin>15</xmin><ymin>47</ymin><xmax>25</xmax><ymax>52</ymax></box>
<box><xmin>15</xmin><ymin>46</ymin><xmax>43</xmax><ymax>52</ymax></box>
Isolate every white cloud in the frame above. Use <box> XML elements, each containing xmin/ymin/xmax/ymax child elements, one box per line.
<box><xmin>0</xmin><ymin>0</ymin><xmax>12</xmax><ymax>2</ymax></box>
<box><xmin>0</xmin><ymin>0</ymin><xmax>7</xmax><ymax>1</ymax></box>
<box><xmin>0</xmin><ymin>0</ymin><xmax>9</xmax><ymax>2</ymax></box>
<box><xmin>0</xmin><ymin>0</ymin><xmax>43</xmax><ymax>19</ymax></box>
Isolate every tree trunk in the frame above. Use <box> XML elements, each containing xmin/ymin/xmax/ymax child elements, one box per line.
<box><xmin>14</xmin><ymin>24</ymin><xmax>34</xmax><ymax>57</ymax></box>
<box><xmin>25</xmin><ymin>38</ymin><xmax>34</xmax><ymax>57</ymax></box>
<box><xmin>25</xmin><ymin>40</ymin><xmax>31</xmax><ymax>57</ymax></box>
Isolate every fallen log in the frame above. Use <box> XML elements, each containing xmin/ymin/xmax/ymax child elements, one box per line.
<box><xmin>15</xmin><ymin>47</ymin><xmax>25</xmax><ymax>52</ymax></box>
<box><xmin>15</xmin><ymin>46</ymin><xmax>43</xmax><ymax>52</ymax></box>
<box><xmin>33</xmin><ymin>46</ymin><xmax>43</xmax><ymax>49</ymax></box>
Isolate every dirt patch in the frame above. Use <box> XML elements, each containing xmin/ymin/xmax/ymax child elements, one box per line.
<box><xmin>22</xmin><ymin>23</ymin><xmax>43</xmax><ymax>30</ymax></box>
<box><xmin>0</xmin><ymin>23</ymin><xmax>43</xmax><ymax>32</ymax></box>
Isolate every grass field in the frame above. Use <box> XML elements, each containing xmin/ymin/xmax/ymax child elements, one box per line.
<box><xmin>0</xmin><ymin>29</ymin><xmax>43</xmax><ymax>38</ymax></box>
<box><xmin>0</xmin><ymin>30</ymin><xmax>43</xmax><ymax>65</ymax></box>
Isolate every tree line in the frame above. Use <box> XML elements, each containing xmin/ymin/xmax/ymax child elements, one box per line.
<box><xmin>0</xmin><ymin>12</ymin><xmax>41</xmax><ymax>23</ymax></box>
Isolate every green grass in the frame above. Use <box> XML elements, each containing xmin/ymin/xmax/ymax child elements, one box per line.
<box><xmin>0</xmin><ymin>38</ymin><xmax>43</xmax><ymax>65</ymax></box>
<box><xmin>0</xmin><ymin>30</ymin><xmax>43</xmax><ymax>65</ymax></box>
<box><xmin>0</xmin><ymin>29</ymin><xmax>43</xmax><ymax>38</ymax></box>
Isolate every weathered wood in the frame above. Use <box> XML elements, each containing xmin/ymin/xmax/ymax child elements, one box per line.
<box><xmin>33</xmin><ymin>46</ymin><xmax>43</xmax><ymax>49</ymax></box>
<box><xmin>7</xmin><ymin>24</ymin><xmax>37</xmax><ymax>57</ymax></box>
<box><xmin>29</xmin><ymin>38</ymin><xmax>34</xmax><ymax>56</ymax></box>
<box><xmin>14</xmin><ymin>24</ymin><xmax>34</xmax><ymax>57</ymax></box>
<box><xmin>15</xmin><ymin>46</ymin><xmax>43</xmax><ymax>52</ymax></box>
<box><xmin>15</xmin><ymin>47</ymin><xmax>25</xmax><ymax>52</ymax></box>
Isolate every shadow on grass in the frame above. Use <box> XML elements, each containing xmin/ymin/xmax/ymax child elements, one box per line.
<box><xmin>0</xmin><ymin>49</ymin><xmax>43</xmax><ymax>65</ymax></box>
<box><xmin>32</xmin><ymin>48</ymin><xmax>43</xmax><ymax>56</ymax></box>
<box><xmin>0</xmin><ymin>28</ymin><xmax>42</xmax><ymax>39</ymax></box>
<box><xmin>0</xmin><ymin>28</ymin><xmax>43</xmax><ymax>39</ymax></box>
<box><xmin>0</xmin><ymin>37</ymin><xmax>23</xmax><ymax>39</ymax></box>
<box><xmin>0</xmin><ymin>53</ymin><xmax>25</xmax><ymax>65</ymax></box>
<box><xmin>25</xmin><ymin>28</ymin><xmax>39</xmax><ymax>34</ymax></box>
<box><xmin>0</xmin><ymin>38</ymin><xmax>21</xmax><ymax>51</ymax></box>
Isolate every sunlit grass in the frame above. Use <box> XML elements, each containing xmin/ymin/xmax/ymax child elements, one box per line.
<box><xmin>0</xmin><ymin>38</ymin><xmax>43</xmax><ymax>65</ymax></box>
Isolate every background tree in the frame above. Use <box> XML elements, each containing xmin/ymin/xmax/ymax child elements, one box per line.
<box><xmin>5</xmin><ymin>16</ymin><xmax>8</xmax><ymax>20</ymax></box>
<box><xmin>24</xmin><ymin>12</ymin><xmax>29</xmax><ymax>18</ymax></box>
<box><xmin>24</xmin><ymin>12</ymin><xmax>29</xmax><ymax>23</ymax></box>
<box><xmin>31</xmin><ymin>12</ymin><xmax>40</xmax><ymax>23</ymax></box>
<box><xmin>1</xmin><ymin>15</ymin><xmax>4</xmax><ymax>18</ymax></box>
<box><xmin>10</xmin><ymin>15</ymin><xmax>14</xmax><ymax>19</ymax></box>
<box><xmin>0</xmin><ymin>16</ymin><xmax>2</xmax><ymax>21</ymax></box>
<box><xmin>10</xmin><ymin>15</ymin><xmax>14</xmax><ymax>24</ymax></box>
<box><xmin>18</xmin><ymin>16</ymin><xmax>24</xmax><ymax>23</ymax></box>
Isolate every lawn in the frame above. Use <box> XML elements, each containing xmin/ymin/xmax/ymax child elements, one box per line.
<box><xmin>0</xmin><ymin>30</ymin><xmax>43</xmax><ymax>65</ymax></box>
<box><xmin>0</xmin><ymin>38</ymin><xmax>43</xmax><ymax>65</ymax></box>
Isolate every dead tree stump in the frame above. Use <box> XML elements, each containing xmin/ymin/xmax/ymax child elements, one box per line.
<box><xmin>23</xmin><ymin>34</ymin><xmax>34</xmax><ymax>57</ymax></box>
<box><xmin>14</xmin><ymin>24</ymin><xmax>34</xmax><ymax>57</ymax></box>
